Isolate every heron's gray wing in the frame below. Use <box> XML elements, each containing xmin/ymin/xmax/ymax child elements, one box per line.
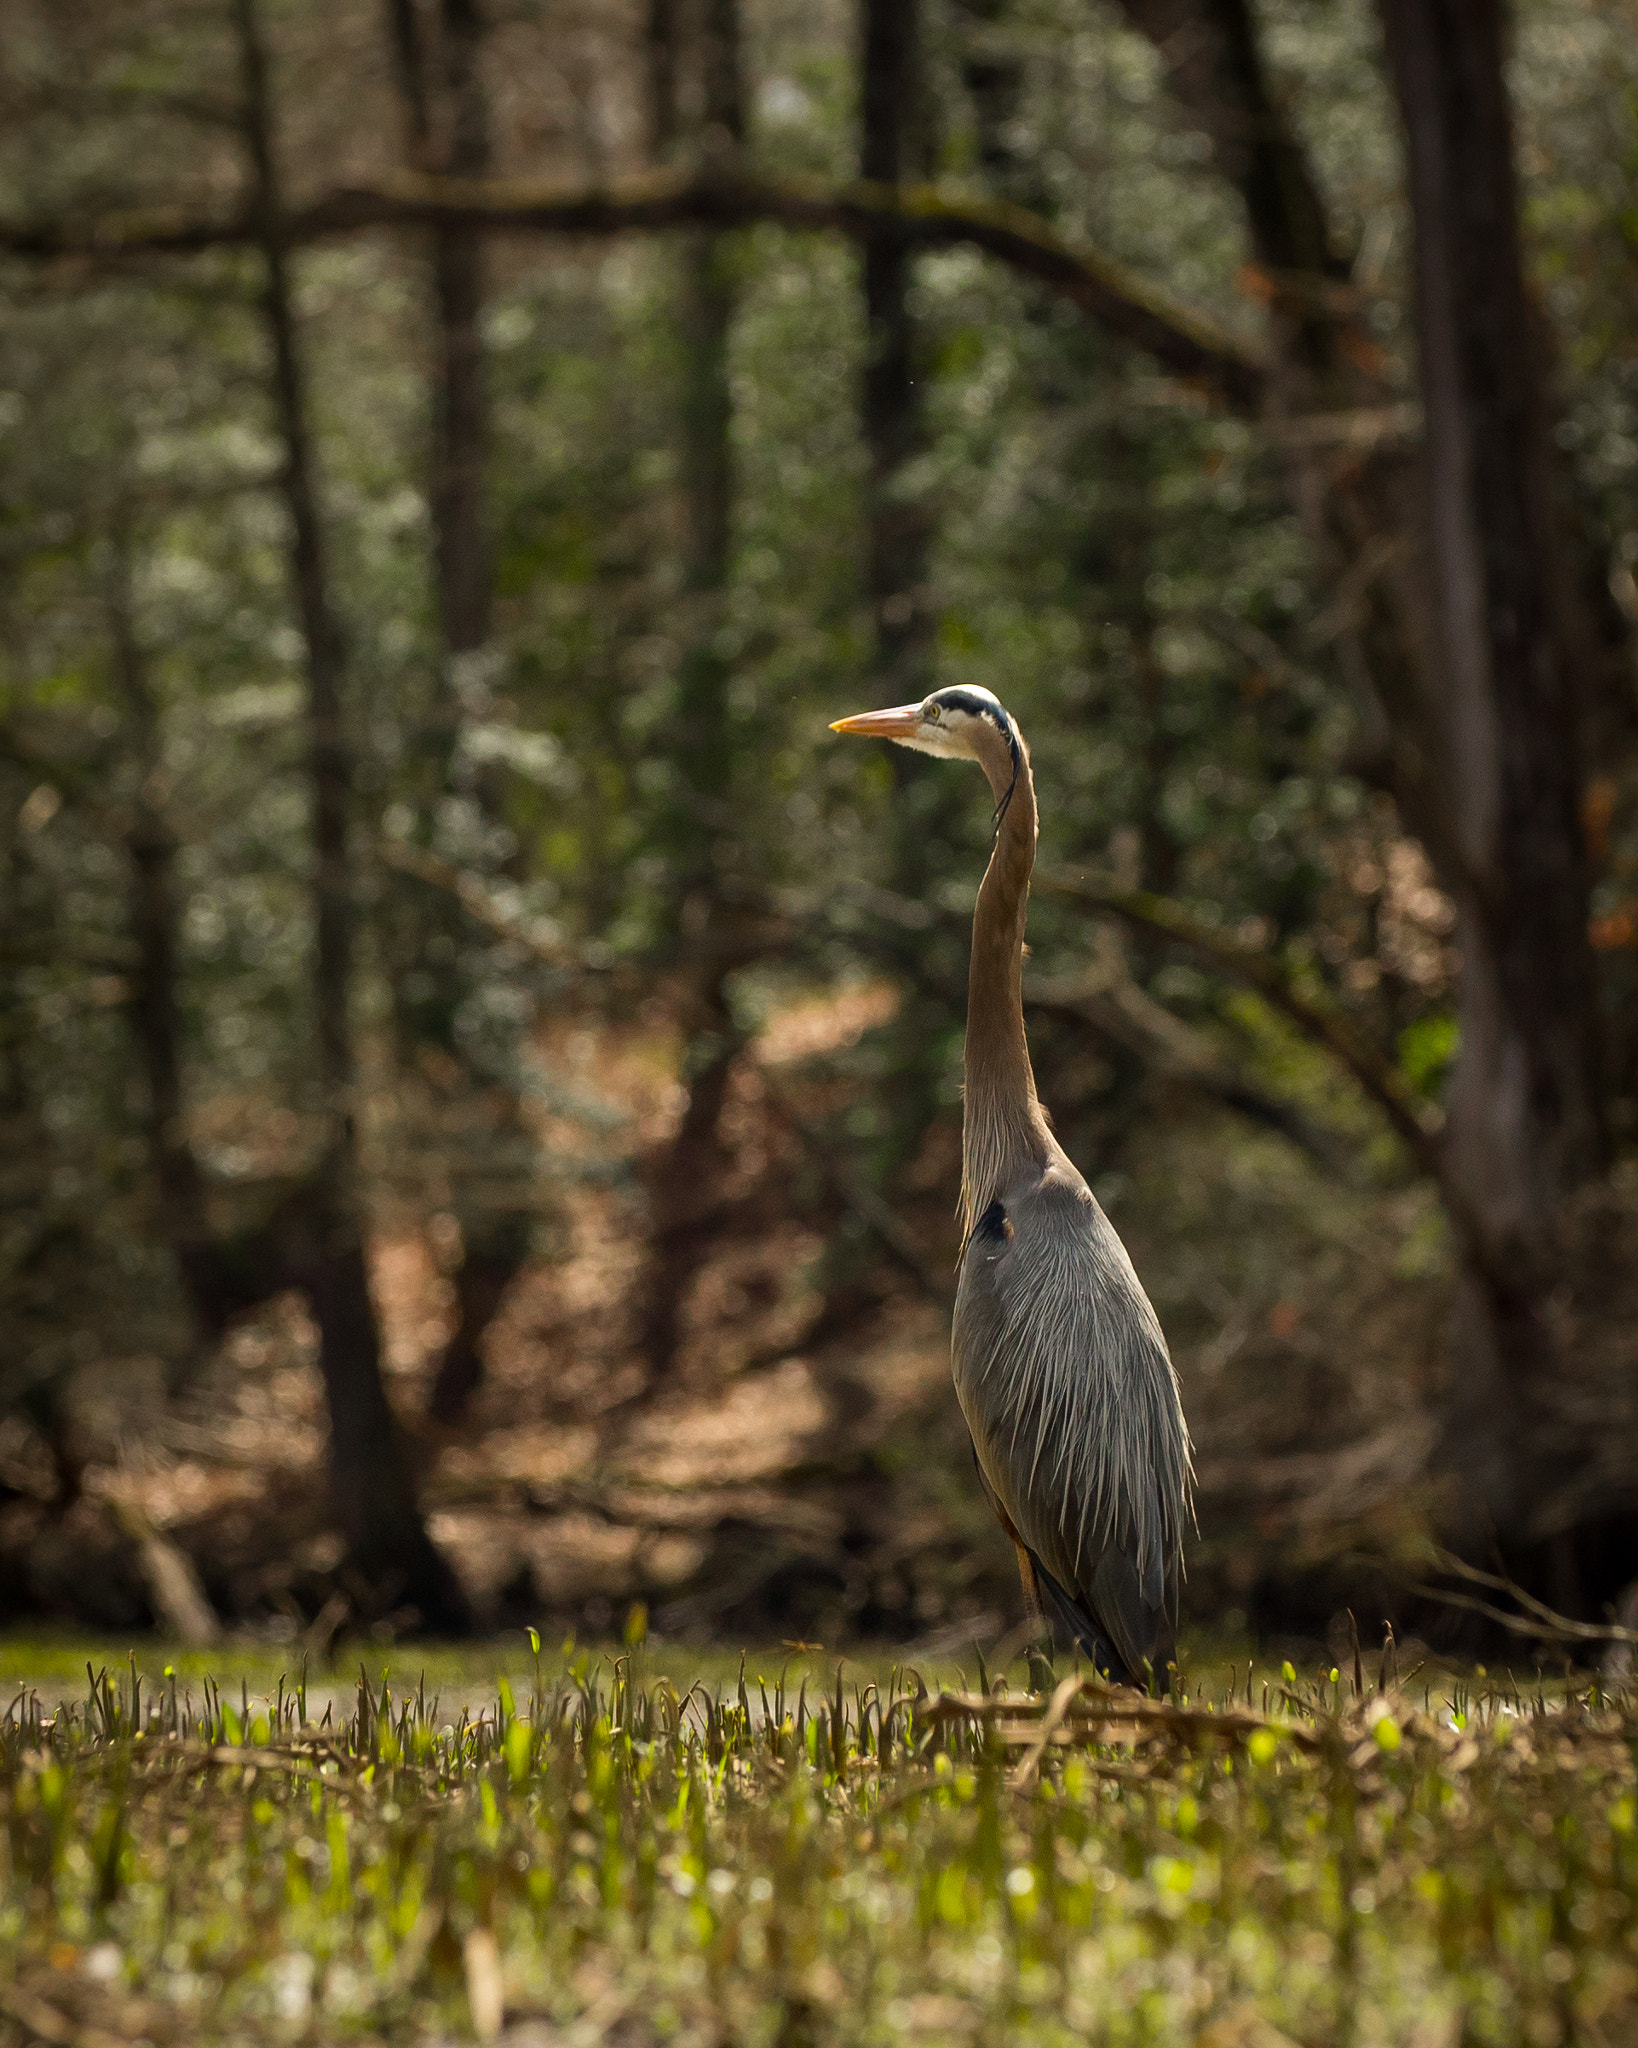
<box><xmin>953</xmin><ymin>1154</ymin><xmax>1192</xmax><ymax>1679</ymax></box>
<box><xmin>968</xmin><ymin>1438</ymin><xmax>1146</xmax><ymax>1680</ymax></box>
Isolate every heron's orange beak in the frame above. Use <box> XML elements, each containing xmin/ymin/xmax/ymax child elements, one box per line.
<box><xmin>829</xmin><ymin>703</ymin><xmax>923</xmax><ymax>740</ymax></box>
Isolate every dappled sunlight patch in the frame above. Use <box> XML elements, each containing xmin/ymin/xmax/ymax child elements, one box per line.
<box><xmin>836</xmin><ymin>1298</ymin><xmax>952</xmax><ymax>1431</ymax></box>
<box><xmin>516</xmin><ymin>1512</ymin><xmax>646</xmax><ymax>1598</ymax></box>
<box><xmin>436</xmin><ymin>1425</ymin><xmax>600</xmax><ymax>1493</ymax></box>
<box><xmin>96</xmin><ymin>1461</ymin><xmax>270</xmax><ymax>1528</ymax></box>
<box><xmin>671</xmin><ymin>1222</ymin><xmax>827</xmax><ymax>1379</ymax></box>
<box><xmin>755</xmin><ymin>979</ymin><xmax>901</xmax><ymax>1067</ymax></box>
<box><xmin>368</xmin><ymin>1228</ymin><xmax>455</xmax><ymax>1376</ymax></box>
<box><xmin>627</xmin><ymin>1357</ymin><xmax>830</xmax><ymax>1488</ymax></box>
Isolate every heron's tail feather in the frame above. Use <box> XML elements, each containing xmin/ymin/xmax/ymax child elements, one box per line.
<box><xmin>1030</xmin><ymin>1555</ymin><xmax>1138</xmax><ymax>1687</ymax></box>
<box><xmin>1032</xmin><ymin>1548</ymin><xmax>1173</xmax><ymax>1692</ymax></box>
<box><xmin>968</xmin><ymin>1438</ymin><xmax>1171</xmax><ymax>1691</ymax></box>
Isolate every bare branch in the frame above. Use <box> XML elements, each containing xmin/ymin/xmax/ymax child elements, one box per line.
<box><xmin>0</xmin><ymin>168</ymin><xmax>1269</xmax><ymax>409</ymax></box>
<box><xmin>1025</xmin><ymin>959</ymin><xmax>1348</xmax><ymax>1172</ymax></box>
<box><xmin>1420</xmin><ymin>1547</ymin><xmax>1638</xmax><ymax>1647</ymax></box>
<box><xmin>1033</xmin><ymin>865</ymin><xmax>1445</xmax><ymax>1174</ymax></box>
<box><xmin>755</xmin><ymin>1062</ymin><xmax>954</xmax><ymax>1307</ymax></box>
<box><xmin>376</xmin><ymin>835</ymin><xmax>586</xmax><ymax>970</ymax></box>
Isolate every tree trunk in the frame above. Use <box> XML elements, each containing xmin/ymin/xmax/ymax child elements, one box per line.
<box><xmin>428</xmin><ymin>0</ymin><xmax>492</xmax><ymax>662</ymax></box>
<box><xmin>111</xmin><ymin>530</ymin><xmax>308</xmax><ymax>1346</ymax></box>
<box><xmin>1377</xmin><ymin>0</ymin><xmax>1604</xmax><ymax>1532</ymax></box>
<box><xmin>638</xmin><ymin>0</ymin><xmax>746</xmax><ymax>1381</ymax></box>
<box><xmin>857</xmin><ymin>0</ymin><xmax>965</xmax><ymax>1192</ymax></box>
<box><xmin>1112</xmin><ymin>0</ymin><xmax>1346</xmax><ymax>280</ymax></box>
<box><xmin>234</xmin><ymin>0</ymin><xmax>467</xmax><ymax>1629</ymax></box>
<box><xmin>1119</xmin><ymin>0</ymin><xmax>1610</xmax><ymax>1551</ymax></box>
<box><xmin>644</xmin><ymin>0</ymin><xmax>681</xmax><ymax>164</ymax></box>
<box><xmin>108</xmin><ymin>541</ymin><xmax>211</xmax><ymax>1322</ymax></box>
<box><xmin>383</xmin><ymin>0</ymin><xmax>535</xmax><ymax>1427</ymax></box>
<box><xmin>862</xmin><ymin>0</ymin><xmax>930</xmax><ymax>706</ymax></box>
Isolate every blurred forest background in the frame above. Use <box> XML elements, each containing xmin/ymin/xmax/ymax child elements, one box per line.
<box><xmin>2</xmin><ymin>0</ymin><xmax>1637</xmax><ymax>1655</ymax></box>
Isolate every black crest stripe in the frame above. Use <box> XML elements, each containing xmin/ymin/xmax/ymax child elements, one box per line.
<box><xmin>927</xmin><ymin>686</ymin><xmax>1022</xmax><ymax>825</ymax></box>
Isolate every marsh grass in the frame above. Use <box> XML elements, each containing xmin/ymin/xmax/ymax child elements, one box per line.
<box><xmin>2</xmin><ymin>1643</ymin><xmax>1635</xmax><ymax>2045</ymax></box>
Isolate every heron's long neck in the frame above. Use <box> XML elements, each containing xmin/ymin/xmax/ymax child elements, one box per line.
<box><xmin>962</xmin><ymin>739</ymin><xmax>1049</xmax><ymax>1236</ymax></box>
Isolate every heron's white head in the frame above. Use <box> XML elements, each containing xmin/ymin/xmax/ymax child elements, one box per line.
<box><xmin>830</xmin><ymin>686</ymin><xmax>1023</xmax><ymax>793</ymax></box>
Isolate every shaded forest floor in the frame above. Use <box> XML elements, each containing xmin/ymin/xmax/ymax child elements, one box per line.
<box><xmin>8</xmin><ymin>981</ymin><xmax>1638</xmax><ymax>1655</ymax></box>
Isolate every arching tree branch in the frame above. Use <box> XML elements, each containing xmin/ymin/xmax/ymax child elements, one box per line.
<box><xmin>0</xmin><ymin>168</ymin><xmax>1269</xmax><ymax>409</ymax></box>
<box><xmin>1033</xmin><ymin>866</ymin><xmax>1446</xmax><ymax>1174</ymax></box>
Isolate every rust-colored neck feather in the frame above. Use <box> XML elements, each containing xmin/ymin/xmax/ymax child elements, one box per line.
<box><xmin>961</xmin><ymin>719</ymin><xmax>1050</xmax><ymax>1238</ymax></box>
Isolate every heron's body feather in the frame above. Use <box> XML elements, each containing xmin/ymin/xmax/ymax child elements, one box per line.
<box><xmin>945</xmin><ymin>690</ymin><xmax>1193</xmax><ymax>1681</ymax></box>
<box><xmin>954</xmin><ymin>1155</ymin><xmax>1189</xmax><ymax>1678</ymax></box>
<box><xmin>830</xmin><ymin>682</ymin><xmax>1194</xmax><ymax>1681</ymax></box>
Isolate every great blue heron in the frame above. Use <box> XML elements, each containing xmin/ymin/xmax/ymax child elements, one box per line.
<box><xmin>832</xmin><ymin>685</ymin><xmax>1193</xmax><ymax>1684</ymax></box>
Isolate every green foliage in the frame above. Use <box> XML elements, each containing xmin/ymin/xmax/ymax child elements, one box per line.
<box><xmin>3</xmin><ymin>1651</ymin><xmax>1637</xmax><ymax>2042</ymax></box>
<box><xmin>1398</xmin><ymin>1012</ymin><xmax>1460</xmax><ymax>1103</ymax></box>
<box><xmin>5</xmin><ymin>0</ymin><xmax>1638</xmax><ymax>1629</ymax></box>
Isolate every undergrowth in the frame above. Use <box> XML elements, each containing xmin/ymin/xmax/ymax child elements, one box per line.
<box><xmin>2</xmin><ymin>1646</ymin><xmax>1635</xmax><ymax>2044</ymax></box>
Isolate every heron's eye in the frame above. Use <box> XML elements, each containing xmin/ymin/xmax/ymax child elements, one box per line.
<box><xmin>925</xmin><ymin>704</ymin><xmax>942</xmax><ymax>723</ymax></box>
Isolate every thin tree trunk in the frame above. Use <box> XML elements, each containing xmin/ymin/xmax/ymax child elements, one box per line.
<box><xmin>1</xmin><ymin>770</ymin><xmax>77</xmax><ymax>1501</ymax></box>
<box><xmin>792</xmin><ymin>0</ymin><xmax>949</xmax><ymax>1383</ymax></box>
<box><xmin>428</xmin><ymin>0</ymin><xmax>491</xmax><ymax>662</ymax></box>
<box><xmin>644</xmin><ymin>0</ymin><xmax>681</xmax><ymax>163</ymax></box>
<box><xmin>639</xmin><ymin>0</ymin><xmax>746</xmax><ymax>1380</ymax></box>
<box><xmin>382</xmin><ymin>0</ymin><xmax>535</xmax><ymax>1427</ymax></box>
<box><xmin>0</xmin><ymin>804</ymin><xmax>24</xmax><ymax>1120</ymax></box>
<box><xmin>862</xmin><ymin>0</ymin><xmax>929</xmax><ymax>705</ymax></box>
<box><xmin>109</xmin><ymin>532</ymin><xmax>305</xmax><ymax>1346</ymax></box>
<box><xmin>857</xmin><ymin>0</ymin><xmax>961</xmax><ymax>1193</ymax></box>
<box><xmin>108</xmin><ymin>541</ymin><xmax>210</xmax><ymax>1313</ymax></box>
<box><xmin>1378</xmin><ymin>0</ymin><xmax>1604</xmax><ymax>1531</ymax></box>
<box><xmin>1131</xmin><ymin>591</ymin><xmax>1180</xmax><ymax>900</ymax></box>
<box><xmin>234</xmin><ymin>0</ymin><xmax>467</xmax><ymax>1628</ymax></box>
<box><xmin>384</xmin><ymin>0</ymin><xmax>434</xmax><ymax>163</ymax></box>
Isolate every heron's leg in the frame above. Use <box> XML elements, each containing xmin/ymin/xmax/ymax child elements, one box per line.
<box><xmin>1014</xmin><ymin>1543</ymin><xmax>1057</xmax><ymax>1691</ymax></box>
<box><xmin>971</xmin><ymin>1442</ymin><xmax>1054</xmax><ymax>1673</ymax></box>
<box><xmin>1013</xmin><ymin>1541</ymin><xmax>1046</xmax><ymax>1628</ymax></box>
